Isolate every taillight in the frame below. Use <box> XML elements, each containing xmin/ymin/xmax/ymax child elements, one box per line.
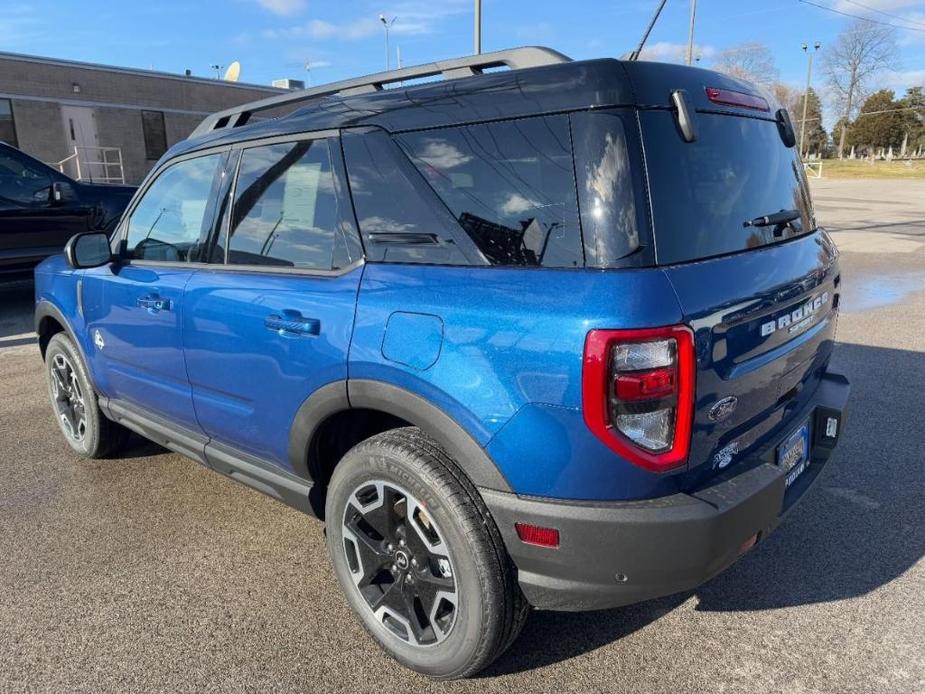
<box><xmin>705</xmin><ymin>86</ymin><xmax>770</xmax><ymax>112</ymax></box>
<box><xmin>582</xmin><ymin>326</ymin><xmax>695</xmax><ymax>472</ymax></box>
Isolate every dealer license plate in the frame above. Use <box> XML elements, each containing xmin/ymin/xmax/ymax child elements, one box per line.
<box><xmin>778</xmin><ymin>421</ymin><xmax>810</xmax><ymax>488</ymax></box>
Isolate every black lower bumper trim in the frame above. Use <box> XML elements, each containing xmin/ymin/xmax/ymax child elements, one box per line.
<box><xmin>482</xmin><ymin>370</ymin><xmax>850</xmax><ymax>612</ymax></box>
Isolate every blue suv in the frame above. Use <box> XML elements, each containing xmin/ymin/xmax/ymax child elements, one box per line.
<box><xmin>34</xmin><ymin>48</ymin><xmax>849</xmax><ymax>679</ymax></box>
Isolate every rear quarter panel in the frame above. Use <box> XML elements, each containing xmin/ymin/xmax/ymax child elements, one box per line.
<box><xmin>350</xmin><ymin>264</ymin><xmax>686</xmax><ymax>500</ymax></box>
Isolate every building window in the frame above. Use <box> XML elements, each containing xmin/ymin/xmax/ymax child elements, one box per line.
<box><xmin>141</xmin><ymin>110</ymin><xmax>168</xmax><ymax>160</ymax></box>
<box><xmin>0</xmin><ymin>99</ymin><xmax>18</xmax><ymax>148</ymax></box>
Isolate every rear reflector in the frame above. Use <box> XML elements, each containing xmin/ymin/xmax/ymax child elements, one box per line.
<box><xmin>515</xmin><ymin>522</ymin><xmax>560</xmax><ymax>548</ymax></box>
<box><xmin>739</xmin><ymin>532</ymin><xmax>760</xmax><ymax>554</ymax></box>
<box><xmin>705</xmin><ymin>86</ymin><xmax>770</xmax><ymax>112</ymax></box>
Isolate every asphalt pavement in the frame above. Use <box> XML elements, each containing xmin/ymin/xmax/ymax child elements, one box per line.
<box><xmin>0</xmin><ymin>178</ymin><xmax>922</xmax><ymax>693</ymax></box>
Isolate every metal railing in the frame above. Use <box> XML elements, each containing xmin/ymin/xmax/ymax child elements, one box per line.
<box><xmin>803</xmin><ymin>161</ymin><xmax>823</xmax><ymax>179</ymax></box>
<box><xmin>48</xmin><ymin>146</ymin><xmax>125</xmax><ymax>184</ymax></box>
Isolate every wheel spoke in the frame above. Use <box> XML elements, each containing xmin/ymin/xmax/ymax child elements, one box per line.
<box><xmin>416</xmin><ymin>570</ymin><xmax>455</xmax><ymax>592</ymax></box>
<box><xmin>360</xmin><ymin>485</ymin><xmax>401</xmax><ymax>540</ymax></box>
<box><xmin>369</xmin><ymin>578</ymin><xmax>403</xmax><ymax>613</ymax></box>
<box><xmin>344</xmin><ymin>514</ymin><xmax>391</xmax><ymax>588</ymax></box>
<box><xmin>399</xmin><ymin>582</ymin><xmax>428</xmax><ymax>643</ymax></box>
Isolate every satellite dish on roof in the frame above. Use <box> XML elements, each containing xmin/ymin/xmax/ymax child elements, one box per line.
<box><xmin>224</xmin><ymin>61</ymin><xmax>241</xmax><ymax>82</ymax></box>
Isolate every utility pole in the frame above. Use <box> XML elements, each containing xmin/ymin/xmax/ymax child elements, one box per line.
<box><xmin>686</xmin><ymin>0</ymin><xmax>697</xmax><ymax>65</ymax></box>
<box><xmin>379</xmin><ymin>14</ymin><xmax>397</xmax><ymax>70</ymax></box>
<box><xmin>474</xmin><ymin>0</ymin><xmax>482</xmax><ymax>54</ymax></box>
<box><xmin>799</xmin><ymin>42</ymin><xmax>821</xmax><ymax>159</ymax></box>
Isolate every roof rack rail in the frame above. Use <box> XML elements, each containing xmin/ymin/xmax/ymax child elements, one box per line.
<box><xmin>190</xmin><ymin>46</ymin><xmax>571</xmax><ymax>137</ymax></box>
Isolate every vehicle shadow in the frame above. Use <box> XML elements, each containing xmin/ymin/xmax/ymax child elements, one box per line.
<box><xmin>485</xmin><ymin>341</ymin><xmax>925</xmax><ymax>676</ymax></box>
<box><xmin>0</xmin><ymin>279</ymin><xmax>36</xmax><ymax>343</ymax></box>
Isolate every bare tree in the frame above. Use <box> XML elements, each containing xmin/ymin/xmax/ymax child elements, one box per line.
<box><xmin>823</xmin><ymin>20</ymin><xmax>898</xmax><ymax>159</ymax></box>
<box><xmin>711</xmin><ymin>42</ymin><xmax>779</xmax><ymax>86</ymax></box>
<box><xmin>772</xmin><ymin>82</ymin><xmax>801</xmax><ymax>115</ymax></box>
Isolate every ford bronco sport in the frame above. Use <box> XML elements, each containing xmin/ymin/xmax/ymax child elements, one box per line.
<box><xmin>34</xmin><ymin>48</ymin><xmax>849</xmax><ymax>679</ymax></box>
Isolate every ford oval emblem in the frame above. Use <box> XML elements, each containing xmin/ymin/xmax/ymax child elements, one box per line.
<box><xmin>709</xmin><ymin>396</ymin><xmax>738</xmax><ymax>422</ymax></box>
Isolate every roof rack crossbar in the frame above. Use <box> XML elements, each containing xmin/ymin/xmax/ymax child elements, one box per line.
<box><xmin>190</xmin><ymin>46</ymin><xmax>571</xmax><ymax>137</ymax></box>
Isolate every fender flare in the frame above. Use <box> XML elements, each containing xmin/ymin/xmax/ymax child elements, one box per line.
<box><xmin>34</xmin><ymin>300</ymin><xmax>90</xmax><ymax>367</ymax></box>
<box><xmin>287</xmin><ymin>379</ymin><xmax>512</xmax><ymax>493</ymax></box>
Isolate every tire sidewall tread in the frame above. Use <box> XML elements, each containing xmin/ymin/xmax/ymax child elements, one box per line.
<box><xmin>325</xmin><ymin>427</ymin><xmax>527</xmax><ymax>679</ymax></box>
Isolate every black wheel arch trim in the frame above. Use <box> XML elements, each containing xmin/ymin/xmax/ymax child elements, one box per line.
<box><xmin>288</xmin><ymin>379</ymin><xmax>512</xmax><ymax>493</ymax></box>
<box><xmin>35</xmin><ymin>300</ymin><xmax>92</xmax><ymax>368</ymax></box>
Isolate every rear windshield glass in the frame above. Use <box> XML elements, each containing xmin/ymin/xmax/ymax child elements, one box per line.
<box><xmin>640</xmin><ymin>111</ymin><xmax>814</xmax><ymax>265</ymax></box>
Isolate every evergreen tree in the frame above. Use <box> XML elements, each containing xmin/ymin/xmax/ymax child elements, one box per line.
<box><xmin>848</xmin><ymin>90</ymin><xmax>905</xmax><ymax>150</ymax></box>
<box><xmin>794</xmin><ymin>87</ymin><xmax>828</xmax><ymax>156</ymax></box>
<box><xmin>899</xmin><ymin>87</ymin><xmax>925</xmax><ymax>154</ymax></box>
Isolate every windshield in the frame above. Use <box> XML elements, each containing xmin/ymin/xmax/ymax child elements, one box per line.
<box><xmin>640</xmin><ymin>110</ymin><xmax>815</xmax><ymax>265</ymax></box>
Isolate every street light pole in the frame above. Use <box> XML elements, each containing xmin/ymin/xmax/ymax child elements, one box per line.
<box><xmin>686</xmin><ymin>0</ymin><xmax>697</xmax><ymax>65</ymax></box>
<box><xmin>800</xmin><ymin>42</ymin><xmax>821</xmax><ymax>159</ymax></box>
<box><xmin>379</xmin><ymin>15</ymin><xmax>397</xmax><ymax>70</ymax></box>
<box><xmin>474</xmin><ymin>0</ymin><xmax>482</xmax><ymax>55</ymax></box>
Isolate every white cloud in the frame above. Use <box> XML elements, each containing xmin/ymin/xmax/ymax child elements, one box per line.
<box><xmin>513</xmin><ymin>21</ymin><xmax>555</xmax><ymax>43</ymax></box>
<box><xmin>262</xmin><ymin>17</ymin><xmax>382</xmax><ymax>41</ymax></box>
<box><xmin>260</xmin><ymin>1</ymin><xmax>471</xmax><ymax>42</ymax></box>
<box><xmin>255</xmin><ymin>0</ymin><xmax>306</xmax><ymax>16</ymax></box>
<box><xmin>501</xmin><ymin>193</ymin><xmax>539</xmax><ymax>216</ymax></box>
<box><xmin>0</xmin><ymin>4</ymin><xmax>46</xmax><ymax>47</ymax></box>
<box><xmin>833</xmin><ymin>0</ymin><xmax>922</xmax><ymax>11</ymax></box>
<box><xmin>883</xmin><ymin>69</ymin><xmax>925</xmax><ymax>90</ymax></box>
<box><xmin>638</xmin><ymin>41</ymin><xmax>716</xmax><ymax>64</ymax></box>
<box><xmin>415</xmin><ymin>139</ymin><xmax>472</xmax><ymax>169</ymax></box>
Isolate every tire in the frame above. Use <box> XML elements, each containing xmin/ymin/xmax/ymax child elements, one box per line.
<box><xmin>44</xmin><ymin>332</ymin><xmax>128</xmax><ymax>459</ymax></box>
<box><xmin>325</xmin><ymin>427</ymin><xmax>529</xmax><ymax>679</ymax></box>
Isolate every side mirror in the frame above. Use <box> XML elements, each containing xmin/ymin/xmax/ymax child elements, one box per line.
<box><xmin>64</xmin><ymin>232</ymin><xmax>113</xmax><ymax>269</ymax></box>
<box><xmin>51</xmin><ymin>180</ymin><xmax>77</xmax><ymax>206</ymax></box>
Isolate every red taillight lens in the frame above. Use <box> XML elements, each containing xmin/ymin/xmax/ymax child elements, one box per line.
<box><xmin>614</xmin><ymin>367</ymin><xmax>675</xmax><ymax>401</ymax></box>
<box><xmin>515</xmin><ymin>522</ymin><xmax>560</xmax><ymax>548</ymax></box>
<box><xmin>582</xmin><ymin>326</ymin><xmax>695</xmax><ymax>472</ymax></box>
<box><xmin>705</xmin><ymin>86</ymin><xmax>770</xmax><ymax>112</ymax></box>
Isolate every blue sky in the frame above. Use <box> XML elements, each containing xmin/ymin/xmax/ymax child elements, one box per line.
<box><xmin>2</xmin><ymin>1</ymin><xmax>923</xmax><ymax>98</ymax></box>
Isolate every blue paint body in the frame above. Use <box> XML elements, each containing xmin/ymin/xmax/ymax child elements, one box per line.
<box><xmin>33</xmin><ymin>56</ymin><xmax>844</xmax><ymax>503</ymax></box>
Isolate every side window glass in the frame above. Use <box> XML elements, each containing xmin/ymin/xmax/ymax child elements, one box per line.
<box><xmin>570</xmin><ymin>111</ymin><xmax>643</xmax><ymax>267</ymax></box>
<box><xmin>396</xmin><ymin>116</ymin><xmax>582</xmax><ymax>267</ymax></box>
<box><xmin>342</xmin><ymin>131</ymin><xmax>475</xmax><ymax>265</ymax></box>
<box><xmin>227</xmin><ymin>140</ymin><xmax>339</xmax><ymax>270</ymax></box>
<box><xmin>126</xmin><ymin>153</ymin><xmax>222</xmax><ymax>262</ymax></box>
<box><xmin>0</xmin><ymin>150</ymin><xmax>52</xmax><ymax>205</ymax></box>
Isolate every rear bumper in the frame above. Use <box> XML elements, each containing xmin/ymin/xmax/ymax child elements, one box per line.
<box><xmin>482</xmin><ymin>370</ymin><xmax>850</xmax><ymax>611</ymax></box>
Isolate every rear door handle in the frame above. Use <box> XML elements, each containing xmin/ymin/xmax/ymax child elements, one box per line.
<box><xmin>136</xmin><ymin>294</ymin><xmax>171</xmax><ymax>313</ymax></box>
<box><xmin>265</xmin><ymin>310</ymin><xmax>321</xmax><ymax>337</ymax></box>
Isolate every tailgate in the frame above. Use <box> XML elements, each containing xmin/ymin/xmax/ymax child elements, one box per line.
<box><xmin>662</xmin><ymin>232</ymin><xmax>841</xmax><ymax>487</ymax></box>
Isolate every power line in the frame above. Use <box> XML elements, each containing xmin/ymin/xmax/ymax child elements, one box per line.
<box><xmin>798</xmin><ymin>0</ymin><xmax>925</xmax><ymax>33</ymax></box>
<box><xmin>838</xmin><ymin>0</ymin><xmax>925</xmax><ymax>31</ymax></box>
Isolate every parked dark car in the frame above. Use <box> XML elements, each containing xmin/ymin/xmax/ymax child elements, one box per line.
<box><xmin>0</xmin><ymin>141</ymin><xmax>135</xmax><ymax>279</ymax></box>
<box><xmin>34</xmin><ymin>48</ymin><xmax>849</xmax><ymax>679</ymax></box>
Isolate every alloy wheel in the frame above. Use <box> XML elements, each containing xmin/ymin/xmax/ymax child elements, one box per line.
<box><xmin>49</xmin><ymin>353</ymin><xmax>87</xmax><ymax>442</ymax></box>
<box><xmin>341</xmin><ymin>480</ymin><xmax>458</xmax><ymax>647</ymax></box>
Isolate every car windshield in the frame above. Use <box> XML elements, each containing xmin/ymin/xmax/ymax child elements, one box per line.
<box><xmin>640</xmin><ymin>111</ymin><xmax>815</xmax><ymax>265</ymax></box>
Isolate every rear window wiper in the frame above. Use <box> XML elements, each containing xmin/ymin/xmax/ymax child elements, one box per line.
<box><xmin>743</xmin><ymin>209</ymin><xmax>801</xmax><ymax>237</ymax></box>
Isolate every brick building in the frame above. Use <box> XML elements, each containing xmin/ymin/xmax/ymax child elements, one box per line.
<box><xmin>0</xmin><ymin>52</ymin><xmax>283</xmax><ymax>184</ymax></box>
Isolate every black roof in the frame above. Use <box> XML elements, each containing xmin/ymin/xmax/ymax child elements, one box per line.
<box><xmin>169</xmin><ymin>56</ymin><xmax>764</xmax><ymax>160</ymax></box>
